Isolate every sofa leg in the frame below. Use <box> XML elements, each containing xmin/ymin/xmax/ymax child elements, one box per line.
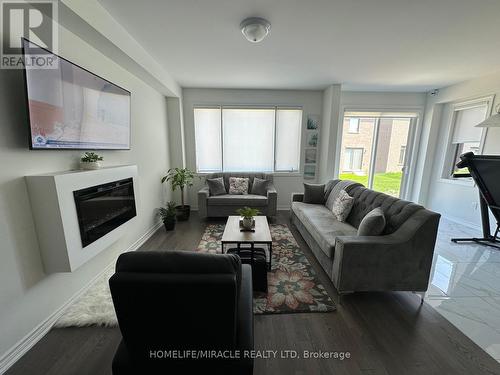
<box><xmin>412</xmin><ymin>291</ymin><xmax>425</xmax><ymax>305</ymax></box>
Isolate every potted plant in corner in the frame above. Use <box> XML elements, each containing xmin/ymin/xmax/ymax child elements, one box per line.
<box><xmin>158</xmin><ymin>201</ymin><xmax>177</xmax><ymax>231</ymax></box>
<box><xmin>80</xmin><ymin>152</ymin><xmax>103</xmax><ymax>170</ymax></box>
<box><xmin>236</xmin><ymin>206</ymin><xmax>261</xmax><ymax>230</ymax></box>
<box><xmin>161</xmin><ymin>167</ymin><xmax>195</xmax><ymax>221</ymax></box>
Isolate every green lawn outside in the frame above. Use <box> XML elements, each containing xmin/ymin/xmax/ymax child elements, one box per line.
<box><xmin>339</xmin><ymin>172</ymin><xmax>403</xmax><ymax>197</ymax></box>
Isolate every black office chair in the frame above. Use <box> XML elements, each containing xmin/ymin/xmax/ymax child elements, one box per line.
<box><xmin>109</xmin><ymin>250</ymin><xmax>254</xmax><ymax>374</ymax></box>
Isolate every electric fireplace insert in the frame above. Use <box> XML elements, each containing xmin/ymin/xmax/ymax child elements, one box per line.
<box><xmin>74</xmin><ymin>178</ymin><xmax>136</xmax><ymax>247</ymax></box>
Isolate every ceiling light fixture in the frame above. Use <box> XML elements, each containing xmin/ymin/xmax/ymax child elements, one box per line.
<box><xmin>240</xmin><ymin>17</ymin><xmax>271</xmax><ymax>43</ymax></box>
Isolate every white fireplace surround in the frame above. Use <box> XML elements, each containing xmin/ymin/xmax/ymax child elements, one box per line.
<box><xmin>26</xmin><ymin>165</ymin><xmax>139</xmax><ymax>273</ymax></box>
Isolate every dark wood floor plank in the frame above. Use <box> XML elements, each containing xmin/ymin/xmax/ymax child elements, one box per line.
<box><xmin>6</xmin><ymin>211</ymin><xmax>500</xmax><ymax>375</ymax></box>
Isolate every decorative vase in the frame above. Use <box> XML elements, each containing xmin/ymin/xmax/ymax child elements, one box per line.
<box><xmin>242</xmin><ymin>216</ymin><xmax>253</xmax><ymax>230</ymax></box>
<box><xmin>80</xmin><ymin>161</ymin><xmax>101</xmax><ymax>170</ymax></box>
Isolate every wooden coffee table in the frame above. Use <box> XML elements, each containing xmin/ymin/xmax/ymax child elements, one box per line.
<box><xmin>221</xmin><ymin>216</ymin><xmax>273</xmax><ymax>270</ymax></box>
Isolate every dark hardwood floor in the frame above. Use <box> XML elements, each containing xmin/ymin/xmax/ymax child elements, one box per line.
<box><xmin>7</xmin><ymin>211</ymin><xmax>500</xmax><ymax>375</ymax></box>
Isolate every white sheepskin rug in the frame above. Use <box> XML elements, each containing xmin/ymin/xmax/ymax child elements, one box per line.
<box><xmin>55</xmin><ymin>267</ymin><xmax>118</xmax><ymax>328</ymax></box>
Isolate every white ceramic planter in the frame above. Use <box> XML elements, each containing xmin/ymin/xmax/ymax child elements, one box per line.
<box><xmin>242</xmin><ymin>217</ymin><xmax>253</xmax><ymax>229</ymax></box>
<box><xmin>80</xmin><ymin>161</ymin><xmax>102</xmax><ymax>170</ymax></box>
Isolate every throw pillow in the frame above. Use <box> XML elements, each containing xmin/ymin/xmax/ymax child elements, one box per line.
<box><xmin>326</xmin><ymin>180</ymin><xmax>359</xmax><ymax>211</ymax></box>
<box><xmin>324</xmin><ymin>179</ymin><xmax>340</xmax><ymax>203</ymax></box>
<box><xmin>229</xmin><ymin>177</ymin><xmax>249</xmax><ymax>195</ymax></box>
<box><xmin>251</xmin><ymin>177</ymin><xmax>269</xmax><ymax>196</ymax></box>
<box><xmin>357</xmin><ymin>207</ymin><xmax>386</xmax><ymax>236</ymax></box>
<box><xmin>332</xmin><ymin>190</ymin><xmax>354</xmax><ymax>222</ymax></box>
<box><xmin>303</xmin><ymin>183</ymin><xmax>325</xmax><ymax>204</ymax></box>
<box><xmin>206</xmin><ymin>177</ymin><xmax>226</xmax><ymax>196</ymax></box>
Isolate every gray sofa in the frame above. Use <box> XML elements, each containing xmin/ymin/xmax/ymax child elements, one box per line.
<box><xmin>291</xmin><ymin>180</ymin><xmax>440</xmax><ymax>297</ymax></box>
<box><xmin>198</xmin><ymin>173</ymin><xmax>277</xmax><ymax>219</ymax></box>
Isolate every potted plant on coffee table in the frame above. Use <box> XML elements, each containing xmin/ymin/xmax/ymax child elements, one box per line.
<box><xmin>161</xmin><ymin>167</ymin><xmax>195</xmax><ymax>221</ymax></box>
<box><xmin>236</xmin><ymin>206</ymin><xmax>261</xmax><ymax>230</ymax></box>
<box><xmin>158</xmin><ymin>201</ymin><xmax>177</xmax><ymax>231</ymax></box>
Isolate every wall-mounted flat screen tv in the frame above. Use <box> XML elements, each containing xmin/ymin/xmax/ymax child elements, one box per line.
<box><xmin>22</xmin><ymin>38</ymin><xmax>131</xmax><ymax>150</ymax></box>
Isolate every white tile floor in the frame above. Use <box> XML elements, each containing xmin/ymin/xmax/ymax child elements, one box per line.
<box><xmin>426</xmin><ymin>218</ymin><xmax>500</xmax><ymax>362</ymax></box>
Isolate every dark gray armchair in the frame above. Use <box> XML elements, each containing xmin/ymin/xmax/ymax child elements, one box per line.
<box><xmin>198</xmin><ymin>173</ymin><xmax>277</xmax><ymax>219</ymax></box>
<box><xmin>110</xmin><ymin>251</ymin><xmax>254</xmax><ymax>375</ymax></box>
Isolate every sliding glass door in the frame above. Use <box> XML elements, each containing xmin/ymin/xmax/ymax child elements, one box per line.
<box><xmin>339</xmin><ymin>112</ymin><xmax>416</xmax><ymax>198</ymax></box>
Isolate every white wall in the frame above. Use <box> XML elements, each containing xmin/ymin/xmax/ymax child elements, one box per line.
<box><xmin>0</xmin><ymin>24</ymin><xmax>171</xmax><ymax>362</ymax></box>
<box><xmin>340</xmin><ymin>91</ymin><xmax>428</xmax><ymax>109</ymax></box>
<box><xmin>180</xmin><ymin>88</ymin><xmax>323</xmax><ymax>209</ymax></box>
<box><xmin>62</xmin><ymin>0</ymin><xmax>181</xmax><ymax>97</ymax></box>
<box><xmin>418</xmin><ymin>72</ymin><xmax>500</xmax><ymax>227</ymax></box>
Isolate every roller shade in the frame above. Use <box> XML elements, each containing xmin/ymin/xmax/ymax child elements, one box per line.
<box><xmin>222</xmin><ymin>108</ymin><xmax>275</xmax><ymax>172</ymax></box>
<box><xmin>194</xmin><ymin>107</ymin><xmax>302</xmax><ymax>173</ymax></box>
<box><xmin>452</xmin><ymin>105</ymin><xmax>487</xmax><ymax>144</ymax></box>
<box><xmin>275</xmin><ymin>109</ymin><xmax>302</xmax><ymax>172</ymax></box>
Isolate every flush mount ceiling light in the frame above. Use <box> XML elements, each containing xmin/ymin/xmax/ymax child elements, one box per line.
<box><xmin>240</xmin><ymin>17</ymin><xmax>271</xmax><ymax>43</ymax></box>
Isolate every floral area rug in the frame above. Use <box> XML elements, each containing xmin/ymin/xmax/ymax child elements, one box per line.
<box><xmin>196</xmin><ymin>224</ymin><xmax>335</xmax><ymax>314</ymax></box>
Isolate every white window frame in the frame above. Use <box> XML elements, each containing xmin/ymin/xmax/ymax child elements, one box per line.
<box><xmin>442</xmin><ymin>95</ymin><xmax>495</xmax><ymax>180</ymax></box>
<box><xmin>344</xmin><ymin>147</ymin><xmax>364</xmax><ymax>172</ymax></box>
<box><xmin>193</xmin><ymin>106</ymin><xmax>303</xmax><ymax>173</ymax></box>
<box><xmin>348</xmin><ymin>117</ymin><xmax>360</xmax><ymax>133</ymax></box>
<box><xmin>398</xmin><ymin>145</ymin><xmax>406</xmax><ymax>165</ymax></box>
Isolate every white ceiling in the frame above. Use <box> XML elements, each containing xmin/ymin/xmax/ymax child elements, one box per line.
<box><xmin>98</xmin><ymin>0</ymin><xmax>500</xmax><ymax>92</ymax></box>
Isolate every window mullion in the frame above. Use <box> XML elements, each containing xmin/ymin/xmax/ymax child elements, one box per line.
<box><xmin>220</xmin><ymin>107</ymin><xmax>224</xmax><ymax>172</ymax></box>
<box><xmin>273</xmin><ymin>107</ymin><xmax>277</xmax><ymax>172</ymax></box>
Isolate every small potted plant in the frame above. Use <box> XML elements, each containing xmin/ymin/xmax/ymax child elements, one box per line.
<box><xmin>158</xmin><ymin>201</ymin><xmax>177</xmax><ymax>231</ymax></box>
<box><xmin>80</xmin><ymin>152</ymin><xmax>103</xmax><ymax>170</ymax></box>
<box><xmin>161</xmin><ymin>168</ymin><xmax>195</xmax><ymax>221</ymax></box>
<box><xmin>236</xmin><ymin>206</ymin><xmax>261</xmax><ymax>230</ymax></box>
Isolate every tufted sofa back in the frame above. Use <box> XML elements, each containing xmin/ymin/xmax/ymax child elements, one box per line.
<box><xmin>345</xmin><ymin>185</ymin><xmax>424</xmax><ymax>235</ymax></box>
<box><xmin>206</xmin><ymin>172</ymin><xmax>273</xmax><ymax>194</ymax></box>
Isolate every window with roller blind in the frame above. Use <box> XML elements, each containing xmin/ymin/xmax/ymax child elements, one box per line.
<box><xmin>447</xmin><ymin>101</ymin><xmax>488</xmax><ymax>177</ymax></box>
<box><xmin>194</xmin><ymin>107</ymin><xmax>302</xmax><ymax>173</ymax></box>
<box><xmin>194</xmin><ymin>108</ymin><xmax>222</xmax><ymax>172</ymax></box>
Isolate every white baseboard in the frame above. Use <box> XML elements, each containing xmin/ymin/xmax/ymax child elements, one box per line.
<box><xmin>441</xmin><ymin>214</ymin><xmax>481</xmax><ymax>231</ymax></box>
<box><xmin>0</xmin><ymin>221</ymin><xmax>162</xmax><ymax>375</ymax></box>
<box><xmin>124</xmin><ymin>220</ymin><xmax>163</xmax><ymax>253</ymax></box>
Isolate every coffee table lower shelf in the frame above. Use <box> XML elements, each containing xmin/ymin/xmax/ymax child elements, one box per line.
<box><xmin>226</xmin><ymin>247</ymin><xmax>268</xmax><ymax>292</ymax></box>
<box><xmin>221</xmin><ymin>242</ymin><xmax>272</xmax><ymax>270</ymax></box>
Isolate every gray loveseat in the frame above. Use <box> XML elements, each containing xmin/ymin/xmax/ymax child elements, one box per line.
<box><xmin>291</xmin><ymin>180</ymin><xmax>440</xmax><ymax>297</ymax></box>
<box><xmin>198</xmin><ymin>173</ymin><xmax>277</xmax><ymax>219</ymax></box>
